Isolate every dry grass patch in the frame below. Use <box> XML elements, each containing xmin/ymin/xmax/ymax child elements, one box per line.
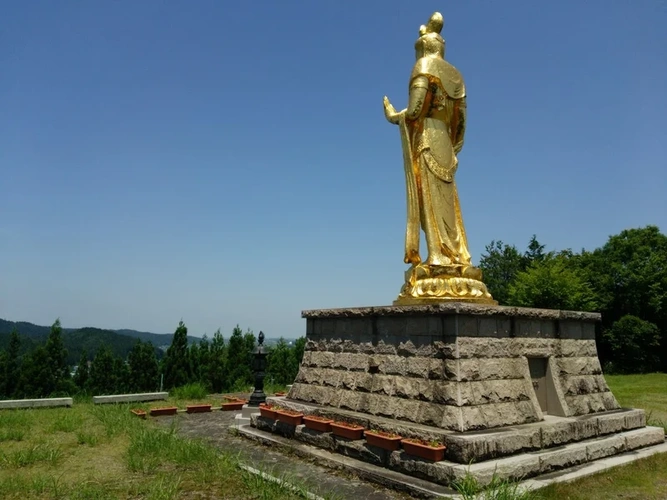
<box><xmin>0</xmin><ymin>398</ymin><xmax>331</xmax><ymax>499</ymax></box>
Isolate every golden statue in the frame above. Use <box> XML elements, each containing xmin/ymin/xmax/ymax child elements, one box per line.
<box><xmin>384</xmin><ymin>12</ymin><xmax>496</xmax><ymax>305</ymax></box>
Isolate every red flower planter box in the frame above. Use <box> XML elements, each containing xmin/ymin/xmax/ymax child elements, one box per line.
<box><xmin>275</xmin><ymin>410</ymin><xmax>304</xmax><ymax>426</ymax></box>
<box><xmin>259</xmin><ymin>404</ymin><xmax>276</xmax><ymax>419</ymax></box>
<box><xmin>186</xmin><ymin>404</ymin><xmax>212</xmax><ymax>414</ymax></box>
<box><xmin>401</xmin><ymin>439</ymin><xmax>446</xmax><ymax>462</ymax></box>
<box><xmin>365</xmin><ymin>430</ymin><xmax>403</xmax><ymax>451</ymax></box>
<box><xmin>303</xmin><ymin>415</ymin><xmax>333</xmax><ymax>433</ymax></box>
<box><xmin>222</xmin><ymin>401</ymin><xmax>244</xmax><ymax>411</ymax></box>
<box><xmin>131</xmin><ymin>409</ymin><xmax>146</xmax><ymax>419</ymax></box>
<box><xmin>150</xmin><ymin>406</ymin><xmax>178</xmax><ymax>417</ymax></box>
<box><xmin>331</xmin><ymin>422</ymin><xmax>365</xmax><ymax>440</ymax></box>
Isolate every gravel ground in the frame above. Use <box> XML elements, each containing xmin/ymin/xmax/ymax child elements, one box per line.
<box><xmin>154</xmin><ymin>409</ymin><xmax>412</xmax><ymax>500</ymax></box>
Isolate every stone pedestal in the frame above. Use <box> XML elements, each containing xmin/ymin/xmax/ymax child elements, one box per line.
<box><xmin>289</xmin><ymin>303</ymin><xmax>619</xmax><ymax>432</ymax></box>
<box><xmin>246</xmin><ymin>303</ymin><xmax>664</xmax><ymax>488</ymax></box>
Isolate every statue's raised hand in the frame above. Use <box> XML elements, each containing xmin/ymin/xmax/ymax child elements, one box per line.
<box><xmin>383</xmin><ymin>96</ymin><xmax>400</xmax><ymax>124</ymax></box>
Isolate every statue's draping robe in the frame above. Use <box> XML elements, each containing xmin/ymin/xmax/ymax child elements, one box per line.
<box><xmin>398</xmin><ymin>56</ymin><xmax>472</xmax><ymax>267</ymax></box>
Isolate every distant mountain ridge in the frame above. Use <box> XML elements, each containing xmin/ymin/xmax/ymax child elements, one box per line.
<box><xmin>0</xmin><ymin>318</ymin><xmax>177</xmax><ymax>365</ymax></box>
<box><xmin>0</xmin><ymin>318</ymin><xmax>300</xmax><ymax>364</ymax></box>
<box><xmin>0</xmin><ymin>318</ymin><xmax>174</xmax><ymax>345</ymax></box>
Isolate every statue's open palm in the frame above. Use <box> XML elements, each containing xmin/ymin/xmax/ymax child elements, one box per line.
<box><xmin>383</xmin><ymin>96</ymin><xmax>401</xmax><ymax>124</ymax></box>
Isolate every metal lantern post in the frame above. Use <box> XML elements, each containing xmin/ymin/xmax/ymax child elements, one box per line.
<box><xmin>248</xmin><ymin>331</ymin><xmax>268</xmax><ymax>407</ymax></box>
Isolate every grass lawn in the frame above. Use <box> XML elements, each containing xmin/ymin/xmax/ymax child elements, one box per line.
<box><xmin>605</xmin><ymin>373</ymin><xmax>667</xmax><ymax>429</ymax></box>
<box><xmin>0</xmin><ymin>375</ymin><xmax>665</xmax><ymax>499</ymax></box>
<box><xmin>535</xmin><ymin>372</ymin><xmax>667</xmax><ymax>500</ymax></box>
<box><xmin>0</xmin><ymin>394</ymin><xmax>328</xmax><ymax>499</ymax></box>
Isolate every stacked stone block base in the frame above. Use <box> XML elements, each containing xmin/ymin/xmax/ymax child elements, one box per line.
<box><xmin>289</xmin><ymin>304</ymin><xmax>619</xmax><ymax>432</ymax></box>
<box><xmin>247</xmin><ymin>303</ymin><xmax>665</xmax><ymax>487</ymax></box>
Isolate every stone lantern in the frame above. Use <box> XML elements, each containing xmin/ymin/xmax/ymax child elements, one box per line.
<box><xmin>248</xmin><ymin>331</ymin><xmax>267</xmax><ymax>407</ymax></box>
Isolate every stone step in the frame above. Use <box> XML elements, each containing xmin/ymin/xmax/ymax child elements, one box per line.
<box><xmin>252</xmin><ymin>412</ymin><xmax>664</xmax><ymax>487</ymax></box>
<box><xmin>245</xmin><ymin>417</ymin><xmax>667</xmax><ymax>498</ymax></box>
<box><xmin>446</xmin><ymin>408</ymin><xmax>646</xmax><ymax>463</ymax></box>
<box><xmin>266</xmin><ymin>397</ymin><xmax>647</xmax><ymax>464</ymax></box>
<box><xmin>239</xmin><ymin>424</ymin><xmax>458</xmax><ymax>498</ymax></box>
<box><xmin>393</xmin><ymin>426</ymin><xmax>666</xmax><ymax>487</ymax></box>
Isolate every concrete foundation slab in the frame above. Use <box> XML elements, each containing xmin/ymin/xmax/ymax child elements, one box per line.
<box><xmin>239</xmin><ymin>424</ymin><xmax>458</xmax><ymax>498</ymax></box>
<box><xmin>0</xmin><ymin>397</ymin><xmax>73</xmax><ymax>409</ymax></box>
<box><xmin>522</xmin><ymin>440</ymin><xmax>667</xmax><ymax>493</ymax></box>
<box><xmin>251</xmin><ymin>412</ymin><xmax>663</xmax><ymax>486</ymax></box>
<box><xmin>239</xmin><ymin>423</ymin><xmax>667</xmax><ymax>496</ymax></box>
<box><xmin>92</xmin><ymin>392</ymin><xmax>168</xmax><ymax>404</ymax></box>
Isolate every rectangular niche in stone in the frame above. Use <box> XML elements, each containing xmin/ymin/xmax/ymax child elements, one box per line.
<box><xmin>528</xmin><ymin>357</ymin><xmax>548</xmax><ymax>413</ymax></box>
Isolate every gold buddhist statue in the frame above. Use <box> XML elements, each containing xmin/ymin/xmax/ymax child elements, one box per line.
<box><xmin>383</xmin><ymin>12</ymin><xmax>496</xmax><ymax>305</ymax></box>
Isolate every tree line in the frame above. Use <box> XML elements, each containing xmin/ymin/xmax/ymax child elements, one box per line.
<box><xmin>479</xmin><ymin>225</ymin><xmax>667</xmax><ymax>374</ymax></box>
<box><xmin>2</xmin><ymin>224</ymin><xmax>663</xmax><ymax>397</ymax></box>
<box><xmin>0</xmin><ymin>319</ymin><xmax>305</xmax><ymax>399</ymax></box>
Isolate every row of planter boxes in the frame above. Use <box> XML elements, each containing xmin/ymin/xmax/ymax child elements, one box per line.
<box><xmin>131</xmin><ymin>399</ymin><xmax>249</xmax><ymax>419</ymax></box>
<box><xmin>258</xmin><ymin>404</ymin><xmax>446</xmax><ymax>462</ymax></box>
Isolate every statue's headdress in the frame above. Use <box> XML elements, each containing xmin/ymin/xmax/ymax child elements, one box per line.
<box><xmin>419</xmin><ymin>12</ymin><xmax>444</xmax><ymax>38</ymax></box>
<box><xmin>415</xmin><ymin>12</ymin><xmax>445</xmax><ymax>55</ymax></box>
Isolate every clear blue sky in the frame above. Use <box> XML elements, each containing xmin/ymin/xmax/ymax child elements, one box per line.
<box><xmin>2</xmin><ymin>1</ymin><xmax>666</xmax><ymax>339</ymax></box>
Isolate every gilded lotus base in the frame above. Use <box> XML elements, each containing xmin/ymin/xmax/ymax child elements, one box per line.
<box><xmin>394</xmin><ymin>264</ymin><xmax>498</xmax><ymax>305</ymax></box>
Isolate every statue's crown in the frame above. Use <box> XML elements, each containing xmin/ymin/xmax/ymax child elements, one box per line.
<box><xmin>419</xmin><ymin>12</ymin><xmax>444</xmax><ymax>37</ymax></box>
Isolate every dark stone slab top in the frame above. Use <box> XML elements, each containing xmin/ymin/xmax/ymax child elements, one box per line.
<box><xmin>302</xmin><ymin>303</ymin><xmax>601</xmax><ymax>322</ymax></box>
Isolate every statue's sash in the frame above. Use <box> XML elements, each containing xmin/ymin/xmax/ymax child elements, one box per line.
<box><xmin>398</xmin><ymin>112</ymin><xmax>420</xmax><ymax>262</ymax></box>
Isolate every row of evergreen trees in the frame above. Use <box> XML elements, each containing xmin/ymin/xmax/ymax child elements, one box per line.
<box><xmin>0</xmin><ymin>319</ymin><xmax>305</xmax><ymax>399</ymax></box>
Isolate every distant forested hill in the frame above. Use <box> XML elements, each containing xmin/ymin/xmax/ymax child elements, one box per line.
<box><xmin>0</xmin><ymin>318</ymin><xmax>175</xmax><ymax>364</ymax></box>
<box><xmin>113</xmin><ymin>328</ymin><xmax>176</xmax><ymax>346</ymax></box>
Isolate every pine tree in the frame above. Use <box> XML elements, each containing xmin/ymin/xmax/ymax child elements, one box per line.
<box><xmin>128</xmin><ymin>340</ymin><xmax>159</xmax><ymax>392</ymax></box>
<box><xmin>73</xmin><ymin>349</ymin><xmax>89</xmax><ymax>391</ymax></box>
<box><xmin>113</xmin><ymin>356</ymin><xmax>130</xmax><ymax>393</ymax></box>
<box><xmin>88</xmin><ymin>345</ymin><xmax>117</xmax><ymax>395</ymax></box>
<box><xmin>525</xmin><ymin>235</ymin><xmax>546</xmax><ymax>263</ymax></box>
<box><xmin>267</xmin><ymin>338</ymin><xmax>293</xmax><ymax>385</ymax></box>
<box><xmin>188</xmin><ymin>342</ymin><xmax>201</xmax><ymax>384</ymax></box>
<box><xmin>162</xmin><ymin>320</ymin><xmax>191</xmax><ymax>389</ymax></box>
<box><xmin>193</xmin><ymin>334</ymin><xmax>211</xmax><ymax>388</ymax></box>
<box><xmin>226</xmin><ymin>326</ymin><xmax>253</xmax><ymax>390</ymax></box>
<box><xmin>0</xmin><ymin>350</ymin><xmax>7</xmax><ymax>398</ymax></box>
<box><xmin>208</xmin><ymin>329</ymin><xmax>227</xmax><ymax>393</ymax></box>
<box><xmin>244</xmin><ymin>329</ymin><xmax>256</xmax><ymax>384</ymax></box>
<box><xmin>17</xmin><ymin>346</ymin><xmax>52</xmax><ymax>397</ymax></box>
<box><xmin>4</xmin><ymin>329</ymin><xmax>21</xmax><ymax>398</ymax></box>
<box><xmin>290</xmin><ymin>337</ymin><xmax>306</xmax><ymax>380</ymax></box>
<box><xmin>45</xmin><ymin>318</ymin><xmax>70</xmax><ymax>392</ymax></box>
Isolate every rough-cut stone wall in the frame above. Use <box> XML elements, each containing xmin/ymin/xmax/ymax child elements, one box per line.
<box><xmin>287</xmin><ymin>304</ymin><xmax>620</xmax><ymax>432</ymax></box>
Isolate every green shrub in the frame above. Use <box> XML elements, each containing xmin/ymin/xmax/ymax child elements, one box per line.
<box><xmin>170</xmin><ymin>383</ymin><xmax>209</xmax><ymax>401</ymax></box>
